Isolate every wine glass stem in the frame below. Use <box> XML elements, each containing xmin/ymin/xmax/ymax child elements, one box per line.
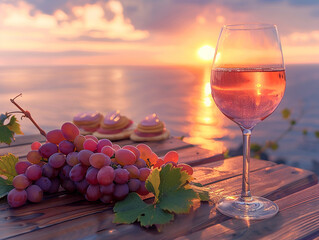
<box><xmin>241</xmin><ymin>128</ymin><xmax>252</xmax><ymax>201</ymax></box>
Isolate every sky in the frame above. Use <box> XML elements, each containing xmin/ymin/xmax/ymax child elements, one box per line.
<box><xmin>1</xmin><ymin>0</ymin><xmax>319</xmax><ymax>66</ymax></box>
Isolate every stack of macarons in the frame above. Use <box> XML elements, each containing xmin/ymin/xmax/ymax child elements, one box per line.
<box><xmin>93</xmin><ymin>110</ymin><xmax>134</xmax><ymax>141</ymax></box>
<box><xmin>130</xmin><ymin>113</ymin><xmax>170</xmax><ymax>142</ymax></box>
<box><xmin>73</xmin><ymin>111</ymin><xmax>103</xmax><ymax>135</ymax></box>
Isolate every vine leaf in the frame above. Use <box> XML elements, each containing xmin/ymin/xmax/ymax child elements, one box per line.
<box><xmin>113</xmin><ymin>164</ymin><xmax>207</xmax><ymax>231</ymax></box>
<box><xmin>0</xmin><ymin>153</ymin><xmax>18</xmax><ymax>199</ymax></box>
<box><xmin>0</xmin><ymin>114</ymin><xmax>23</xmax><ymax>145</ymax></box>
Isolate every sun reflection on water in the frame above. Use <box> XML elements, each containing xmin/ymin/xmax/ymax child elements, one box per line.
<box><xmin>184</xmin><ymin>67</ymin><xmax>230</xmax><ymax>153</ymax></box>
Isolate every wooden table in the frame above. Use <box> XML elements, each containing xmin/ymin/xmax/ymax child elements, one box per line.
<box><xmin>0</xmin><ymin>135</ymin><xmax>318</xmax><ymax>240</ymax></box>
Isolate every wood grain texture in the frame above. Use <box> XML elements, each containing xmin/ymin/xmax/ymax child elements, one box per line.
<box><xmin>176</xmin><ymin>184</ymin><xmax>319</xmax><ymax>240</ymax></box>
<box><xmin>0</xmin><ymin>135</ymin><xmax>318</xmax><ymax>240</ymax></box>
<box><xmin>5</xmin><ymin>163</ymin><xmax>316</xmax><ymax>240</ymax></box>
<box><xmin>78</xmin><ymin>164</ymin><xmax>318</xmax><ymax>240</ymax></box>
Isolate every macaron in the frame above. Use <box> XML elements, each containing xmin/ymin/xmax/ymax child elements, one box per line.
<box><xmin>93</xmin><ymin>110</ymin><xmax>134</xmax><ymax>141</ymax></box>
<box><xmin>73</xmin><ymin>111</ymin><xmax>103</xmax><ymax>135</ymax></box>
<box><xmin>130</xmin><ymin>113</ymin><xmax>170</xmax><ymax>142</ymax></box>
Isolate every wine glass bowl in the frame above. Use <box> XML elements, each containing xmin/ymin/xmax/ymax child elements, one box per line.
<box><xmin>211</xmin><ymin>24</ymin><xmax>286</xmax><ymax>220</ymax></box>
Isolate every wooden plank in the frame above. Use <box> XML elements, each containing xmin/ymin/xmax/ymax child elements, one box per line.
<box><xmin>0</xmin><ymin>134</ymin><xmax>46</xmax><ymax>148</ymax></box>
<box><xmin>173</xmin><ymin>146</ymin><xmax>224</xmax><ymax>166</ymax></box>
<box><xmin>192</xmin><ymin>156</ymin><xmax>276</xmax><ymax>185</ymax></box>
<box><xmin>176</xmin><ymin>184</ymin><xmax>319</xmax><ymax>240</ymax></box>
<box><xmin>5</xmin><ymin>162</ymin><xmax>316</xmax><ymax>240</ymax></box>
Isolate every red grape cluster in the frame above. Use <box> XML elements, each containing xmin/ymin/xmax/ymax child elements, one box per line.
<box><xmin>7</xmin><ymin>122</ymin><xmax>155</xmax><ymax>208</ymax></box>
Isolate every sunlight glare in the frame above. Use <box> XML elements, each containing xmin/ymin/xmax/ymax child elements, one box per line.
<box><xmin>197</xmin><ymin>45</ymin><xmax>215</xmax><ymax>61</ymax></box>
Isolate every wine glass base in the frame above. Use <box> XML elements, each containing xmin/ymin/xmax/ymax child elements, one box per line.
<box><xmin>217</xmin><ymin>195</ymin><xmax>279</xmax><ymax>220</ymax></box>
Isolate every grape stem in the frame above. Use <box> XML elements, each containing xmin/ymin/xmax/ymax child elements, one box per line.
<box><xmin>10</xmin><ymin>93</ymin><xmax>47</xmax><ymax>137</ymax></box>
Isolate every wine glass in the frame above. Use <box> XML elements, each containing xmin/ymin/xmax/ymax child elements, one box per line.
<box><xmin>210</xmin><ymin>24</ymin><xmax>286</xmax><ymax>220</ymax></box>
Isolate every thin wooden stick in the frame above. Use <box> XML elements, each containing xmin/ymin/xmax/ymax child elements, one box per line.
<box><xmin>10</xmin><ymin>93</ymin><xmax>46</xmax><ymax>137</ymax></box>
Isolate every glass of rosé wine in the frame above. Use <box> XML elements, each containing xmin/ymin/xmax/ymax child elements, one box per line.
<box><xmin>211</xmin><ymin>24</ymin><xmax>286</xmax><ymax>220</ymax></box>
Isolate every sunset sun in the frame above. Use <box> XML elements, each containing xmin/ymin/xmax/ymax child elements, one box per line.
<box><xmin>197</xmin><ymin>45</ymin><xmax>215</xmax><ymax>61</ymax></box>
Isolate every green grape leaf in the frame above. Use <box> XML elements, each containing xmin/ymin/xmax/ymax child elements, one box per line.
<box><xmin>113</xmin><ymin>164</ymin><xmax>206</xmax><ymax>230</ymax></box>
<box><xmin>0</xmin><ymin>177</ymin><xmax>14</xmax><ymax>199</ymax></box>
<box><xmin>0</xmin><ymin>114</ymin><xmax>23</xmax><ymax>145</ymax></box>
<box><xmin>154</xmin><ymin>164</ymin><xmax>196</xmax><ymax>214</ymax></box>
<box><xmin>281</xmin><ymin>108</ymin><xmax>291</xmax><ymax>119</ymax></box>
<box><xmin>0</xmin><ymin>153</ymin><xmax>18</xmax><ymax>183</ymax></box>
<box><xmin>0</xmin><ymin>153</ymin><xmax>18</xmax><ymax>199</ymax></box>
<box><xmin>113</xmin><ymin>192</ymin><xmax>174</xmax><ymax>229</ymax></box>
<box><xmin>0</xmin><ymin>126</ymin><xmax>15</xmax><ymax>145</ymax></box>
<box><xmin>189</xmin><ymin>183</ymin><xmax>210</xmax><ymax>201</ymax></box>
<box><xmin>7</xmin><ymin>115</ymin><xmax>23</xmax><ymax>135</ymax></box>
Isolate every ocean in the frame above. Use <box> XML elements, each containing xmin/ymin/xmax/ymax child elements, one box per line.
<box><xmin>0</xmin><ymin>64</ymin><xmax>318</xmax><ymax>172</ymax></box>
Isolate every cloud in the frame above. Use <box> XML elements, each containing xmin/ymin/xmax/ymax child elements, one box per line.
<box><xmin>0</xmin><ymin>0</ymin><xmax>149</xmax><ymax>42</ymax></box>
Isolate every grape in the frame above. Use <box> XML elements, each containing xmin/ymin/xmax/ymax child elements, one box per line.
<box><xmin>100</xmin><ymin>183</ymin><xmax>114</xmax><ymax>195</ymax></box>
<box><xmin>31</xmin><ymin>141</ymin><xmax>42</xmax><ymax>150</ymax></box>
<box><xmin>66</xmin><ymin>152</ymin><xmax>79</xmax><ymax>166</ymax></box>
<box><xmin>85</xmin><ymin>184</ymin><xmax>101</xmax><ymax>201</ymax></box>
<box><xmin>139</xmin><ymin>168</ymin><xmax>151</xmax><ymax>181</ymax></box>
<box><xmin>26</xmin><ymin>185</ymin><xmax>43</xmax><ymax>203</ymax></box>
<box><xmin>89</xmin><ymin>153</ymin><xmax>111</xmax><ymax>169</ymax></box>
<box><xmin>177</xmin><ymin>164</ymin><xmax>193</xmax><ymax>175</ymax></box>
<box><xmin>85</xmin><ymin>135</ymin><xmax>98</xmax><ymax>142</ymax></box>
<box><xmin>69</xmin><ymin>163</ymin><xmax>87</xmax><ymax>182</ymax></box>
<box><xmin>27</xmin><ymin>150</ymin><xmax>42</xmax><ymax>164</ymax></box>
<box><xmin>48</xmin><ymin>153</ymin><xmax>66</xmax><ymax>169</ymax></box>
<box><xmin>59</xmin><ymin>140</ymin><xmax>75</xmax><ymax>155</ymax></box>
<box><xmin>136</xmin><ymin>143</ymin><xmax>152</xmax><ymax>159</ymax></box>
<box><xmin>115</xmin><ymin>149</ymin><xmax>136</xmax><ymax>166</ymax></box>
<box><xmin>128</xmin><ymin>179</ymin><xmax>141</xmax><ymax>192</ymax></box>
<box><xmin>48</xmin><ymin>178</ymin><xmax>60</xmax><ymax>194</ymax></box>
<box><xmin>78</xmin><ymin>149</ymin><xmax>93</xmax><ymax>166</ymax></box>
<box><xmin>85</xmin><ymin>167</ymin><xmax>99</xmax><ymax>185</ymax></box>
<box><xmin>97</xmin><ymin>166</ymin><xmax>115</xmax><ymax>186</ymax></box>
<box><xmin>135</xmin><ymin>158</ymin><xmax>147</xmax><ymax>168</ymax></box>
<box><xmin>100</xmin><ymin>194</ymin><xmax>113</xmax><ymax>204</ymax></box>
<box><xmin>42</xmin><ymin>163</ymin><xmax>59</xmax><ymax>178</ymax></box>
<box><xmin>153</xmin><ymin>159</ymin><xmax>164</xmax><ymax>168</ymax></box>
<box><xmin>7</xmin><ymin>189</ymin><xmax>27</xmax><ymax>208</ymax></box>
<box><xmin>35</xmin><ymin>177</ymin><xmax>52</xmax><ymax>192</ymax></box>
<box><xmin>25</xmin><ymin>164</ymin><xmax>42</xmax><ymax>181</ymax></box>
<box><xmin>46</xmin><ymin>129</ymin><xmax>65</xmax><ymax>144</ymax></box>
<box><xmin>61</xmin><ymin>179</ymin><xmax>76</xmax><ymax>192</ymax></box>
<box><xmin>113</xmin><ymin>183</ymin><xmax>129</xmax><ymax>200</ymax></box>
<box><xmin>62</xmin><ymin>165</ymin><xmax>72</xmax><ymax>179</ymax></box>
<box><xmin>100</xmin><ymin>146</ymin><xmax>115</xmax><ymax>157</ymax></box>
<box><xmin>122</xmin><ymin>145</ymin><xmax>140</xmax><ymax>160</ymax></box>
<box><xmin>136</xmin><ymin>181</ymin><xmax>149</xmax><ymax>196</ymax></box>
<box><xmin>114</xmin><ymin>168</ymin><xmax>129</xmax><ymax>184</ymax></box>
<box><xmin>39</xmin><ymin>143</ymin><xmax>58</xmax><ymax>158</ymax></box>
<box><xmin>123</xmin><ymin>165</ymin><xmax>140</xmax><ymax>179</ymax></box>
<box><xmin>15</xmin><ymin>161</ymin><xmax>32</xmax><ymax>174</ymax></box>
<box><xmin>12</xmin><ymin>174</ymin><xmax>31</xmax><ymax>190</ymax></box>
<box><xmin>75</xmin><ymin>179</ymin><xmax>89</xmax><ymax>194</ymax></box>
<box><xmin>164</xmin><ymin>151</ymin><xmax>179</xmax><ymax>163</ymax></box>
<box><xmin>112</xmin><ymin>144</ymin><xmax>121</xmax><ymax>151</ymax></box>
<box><xmin>164</xmin><ymin>161</ymin><xmax>177</xmax><ymax>167</ymax></box>
<box><xmin>74</xmin><ymin>134</ymin><xmax>86</xmax><ymax>151</ymax></box>
<box><xmin>97</xmin><ymin>139</ymin><xmax>112</xmax><ymax>152</ymax></box>
<box><xmin>83</xmin><ymin>139</ymin><xmax>97</xmax><ymax>152</ymax></box>
<box><xmin>61</xmin><ymin>122</ymin><xmax>80</xmax><ymax>141</ymax></box>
